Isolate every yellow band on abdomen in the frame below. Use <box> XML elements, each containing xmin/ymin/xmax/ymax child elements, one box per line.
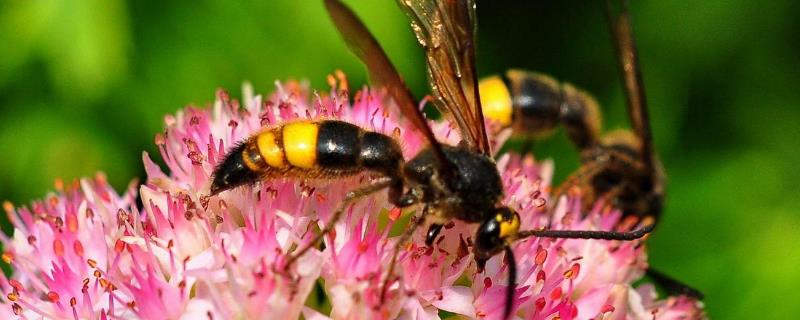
<box><xmin>479</xmin><ymin>76</ymin><xmax>513</xmax><ymax>126</ymax></box>
<box><xmin>282</xmin><ymin>121</ymin><xmax>319</xmax><ymax>169</ymax></box>
<box><xmin>257</xmin><ymin>131</ymin><xmax>287</xmax><ymax>168</ymax></box>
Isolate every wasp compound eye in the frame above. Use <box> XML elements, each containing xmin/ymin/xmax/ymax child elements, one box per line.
<box><xmin>475</xmin><ymin>217</ymin><xmax>501</xmax><ymax>257</ymax></box>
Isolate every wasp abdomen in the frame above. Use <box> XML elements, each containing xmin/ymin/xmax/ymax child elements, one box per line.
<box><xmin>505</xmin><ymin>70</ymin><xmax>563</xmax><ymax>136</ymax></box>
<box><xmin>210</xmin><ymin>120</ymin><xmax>403</xmax><ymax>195</ymax></box>
<box><xmin>479</xmin><ymin>70</ymin><xmax>601</xmax><ymax>150</ymax></box>
<box><xmin>316</xmin><ymin>120</ymin><xmax>360</xmax><ymax>169</ymax></box>
<box><xmin>314</xmin><ymin>120</ymin><xmax>403</xmax><ymax>176</ymax></box>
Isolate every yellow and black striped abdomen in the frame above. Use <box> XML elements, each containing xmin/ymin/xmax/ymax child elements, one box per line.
<box><xmin>210</xmin><ymin>120</ymin><xmax>403</xmax><ymax>195</ymax></box>
<box><xmin>479</xmin><ymin>70</ymin><xmax>601</xmax><ymax>149</ymax></box>
<box><xmin>479</xmin><ymin>70</ymin><xmax>564</xmax><ymax>137</ymax></box>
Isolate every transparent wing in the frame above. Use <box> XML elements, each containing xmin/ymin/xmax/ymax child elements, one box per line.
<box><xmin>398</xmin><ymin>0</ymin><xmax>491</xmax><ymax>155</ymax></box>
<box><xmin>605</xmin><ymin>0</ymin><xmax>655</xmax><ymax>171</ymax></box>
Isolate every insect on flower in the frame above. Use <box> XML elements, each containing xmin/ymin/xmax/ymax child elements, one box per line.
<box><xmin>477</xmin><ymin>0</ymin><xmax>703</xmax><ymax>299</ymax></box>
<box><xmin>208</xmin><ymin>0</ymin><xmax>655</xmax><ymax>319</ymax></box>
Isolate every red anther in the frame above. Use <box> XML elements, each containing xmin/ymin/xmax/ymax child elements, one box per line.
<box><xmin>53</xmin><ymin>239</ymin><xmax>65</xmax><ymax>257</ymax></box>
<box><xmin>11</xmin><ymin>303</ymin><xmax>21</xmax><ymax>315</ymax></box>
<box><xmin>73</xmin><ymin>240</ymin><xmax>84</xmax><ymax>257</ymax></box>
<box><xmin>564</xmin><ymin>263</ymin><xmax>581</xmax><ymax>280</ymax></box>
<box><xmin>54</xmin><ymin>216</ymin><xmax>64</xmax><ymax>230</ymax></box>
<box><xmin>535</xmin><ymin>297</ymin><xmax>546</xmax><ymax>310</ymax></box>
<box><xmin>2</xmin><ymin>201</ymin><xmax>13</xmax><ymax>213</ymax></box>
<box><xmin>1</xmin><ymin>252</ymin><xmax>13</xmax><ymax>264</ymax></box>
<box><xmin>568</xmin><ymin>303</ymin><xmax>578</xmax><ymax>317</ymax></box>
<box><xmin>550</xmin><ymin>287</ymin><xmax>562</xmax><ymax>300</ymax></box>
<box><xmin>114</xmin><ymin>239</ymin><xmax>125</xmax><ymax>253</ymax></box>
<box><xmin>535</xmin><ymin>247</ymin><xmax>548</xmax><ymax>265</ymax></box>
<box><xmin>433</xmin><ymin>290</ymin><xmax>443</xmax><ymax>300</ymax></box>
<box><xmin>47</xmin><ymin>291</ymin><xmax>60</xmax><ymax>303</ymax></box>
<box><xmin>326</xmin><ymin>74</ymin><xmax>336</xmax><ymax>87</ymax></box>
<box><xmin>117</xmin><ymin>209</ymin><xmax>129</xmax><ymax>226</ymax></box>
<box><xmin>49</xmin><ymin>196</ymin><xmax>59</xmax><ymax>207</ymax></box>
<box><xmin>188</xmin><ymin>151</ymin><xmax>204</xmax><ymax>165</ymax></box>
<box><xmin>154</xmin><ymin>133</ymin><xmax>166</xmax><ymax>145</ymax></box>
<box><xmin>66</xmin><ymin>213</ymin><xmax>79</xmax><ymax>233</ymax></box>
<box><xmin>388</xmin><ymin>207</ymin><xmax>402</xmax><ymax>221</ymax></box>
<box><xmin>357</xmin><ymin>241</ymin><xmax>369</xmax><ymax>253</ymax></box>
<box><xmin>9</xmin><ymin>279</ymin><xmax>23</xmax><ymax>292</ymax></box>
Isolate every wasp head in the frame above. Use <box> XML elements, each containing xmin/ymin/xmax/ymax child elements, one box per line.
<box><xmin>474</xmin><ymin>207</ymin><xmax>520</xmax><ymax>272</ymax></box>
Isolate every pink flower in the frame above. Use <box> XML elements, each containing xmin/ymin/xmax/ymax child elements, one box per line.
<box><xmin>1</xmin><ymin>77</ymin><xmax>705</xmax><ymax>319</ymax></box>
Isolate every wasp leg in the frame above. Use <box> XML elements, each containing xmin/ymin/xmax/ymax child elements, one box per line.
<box><xmin>379</xmin><ymin>205</ymin><xmax>429</xmax><ymax>303</ymax></box>
<box><xmin>552</xmin><ymin>156</ymin><xmax>608</xmax><ymax>202</ymax></box>
<box><xmin>515</xmin><ymin>223</ymin><xmax>654</xmax><ymax>241</ymax></box>
<box><xmin>646</xmin><ymin>268</ymin><xmax>704</xmax><ymax>299</ymax></box>
<box><xmin>281</xmin><ymin>177</ymin><xmax>395</xmax><ymax>273</ymax></box>
<box><xmin>502</xmin><ymin>246</ymin><xmax>517</xmax><ymax>320</ymax></box>
<box><xmin>551</xmin><ymin>147</ymin><xmax>638</xmax><ymax>213</ymax></box>
<box><xmin>425</xmin><ymin>223</ymin><xmax>444</xmax><ymax>246</ymax></box>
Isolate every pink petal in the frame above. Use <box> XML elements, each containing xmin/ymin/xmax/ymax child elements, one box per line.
<box><xmin>429</xmin><ymin>286</ymin><xmax>476</xmax><ymax>317</ymax></box>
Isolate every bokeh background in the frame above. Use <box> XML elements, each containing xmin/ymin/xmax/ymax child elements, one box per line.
<box><xmin>1</xmin><ymin>0</ymin><xmax>798</xmax><ymax>318</ymax></box>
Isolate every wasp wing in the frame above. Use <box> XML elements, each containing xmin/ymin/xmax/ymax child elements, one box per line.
<box><xmin>398</xmin><ymin>0</ymin><xmax>491</xmax><ymax>156</ymax></box>
<box><xmin>605</xmin><ymin>0</ymin><xmax>655</xmax><ymax>171</ymax></box>
<box><xmin>324</xmin><ymin>0</ymin><xmax>452</xmax><ymax>172</ymax></box>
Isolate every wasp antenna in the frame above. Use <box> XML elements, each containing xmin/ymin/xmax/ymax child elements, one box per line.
<box><xmin>516</xmin><ymin>223</ymin><xmax>654</xmax><ymax>241</ymax></box>
<box><xmin>503</xmin><ymin>246</ymin><xmax>517</xmax><ymax>320</ymax></box>
<box><xmin>646</xmin><ymin>268</ymin><xmax>705</xmax><ymax>300</ymax></box>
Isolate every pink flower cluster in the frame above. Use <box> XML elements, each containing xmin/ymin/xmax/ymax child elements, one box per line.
<box><xmin>1</xmin><ymin>79</ymin><xmax>705</xmax><ymax>319</ymax></box>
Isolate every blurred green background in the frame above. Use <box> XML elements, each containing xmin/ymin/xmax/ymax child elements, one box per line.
<box><xmin>1</xmin><ymin>0</ymin><xmax>798</xmax><ymax>318</ymax></box>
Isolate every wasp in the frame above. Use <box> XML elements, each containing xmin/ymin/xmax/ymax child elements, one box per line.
<box><xmin>478</xmin><ymin>0</ymin><xmax>703</xmax><ymax>299</ymax></box>
<box><xmin>210</xmin><ymin>0</ymin><xmax>654</xmax><ymax>319</ymax></box>
<box><xmin>478</xmin><ymin>62</ymin><xmax>660</xmax><ymax>225</ymax></box>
